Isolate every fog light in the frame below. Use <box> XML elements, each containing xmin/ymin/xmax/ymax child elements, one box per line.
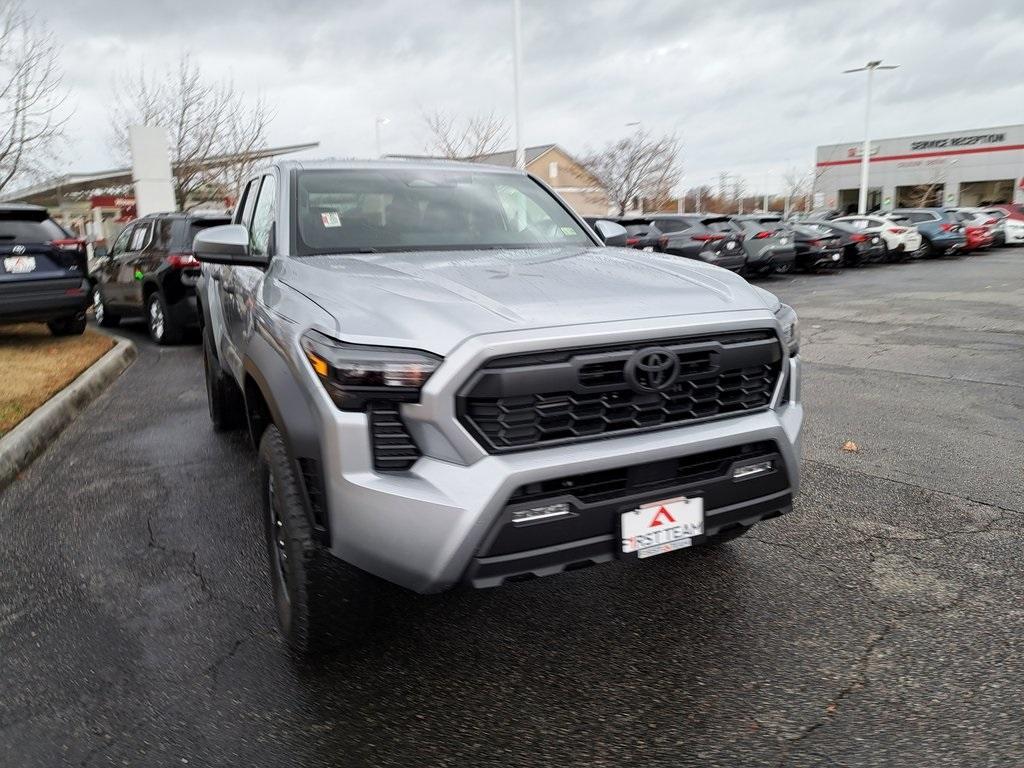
<box><xmin>512</xmin><ymin>502</ymin><xmax>571</xmax><ymax>525</ymax></box>
<box><xmin>733</xmin><ymin>460</ymin><xmax>774</xmax><ymax>480</ymax></box>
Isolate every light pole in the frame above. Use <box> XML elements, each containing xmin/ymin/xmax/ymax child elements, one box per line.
<box><xmin>512</xmin><ymin>0</ymin><xmax>524</xmax><ymax>169</ymax></box>
<box><xmin>844</xmin><ymin>60</ymin><xmax>898</xmax><ymax>214</ymax></box>
<box><xmin>375</xmin><ymin>116</ymin><xmax>390</xmax><ymax>158</ymax></box>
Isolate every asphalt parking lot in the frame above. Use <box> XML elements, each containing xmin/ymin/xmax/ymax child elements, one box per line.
<box><xmin>2</xmin><ymin>250</ymin><xmax>1023</xmax><ymax>767</ymax></box>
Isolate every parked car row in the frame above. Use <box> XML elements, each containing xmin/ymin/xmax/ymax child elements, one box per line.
<box><xmin>604</xmin><ymin>203</ymin><xmax>1022</xmax><ymax>276</ymax></box>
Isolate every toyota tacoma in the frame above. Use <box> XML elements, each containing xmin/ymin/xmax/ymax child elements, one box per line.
<box><xmin>195</xmin><ymin>160</ymin><xmax>803</xmax><ymax>655</ymax></box>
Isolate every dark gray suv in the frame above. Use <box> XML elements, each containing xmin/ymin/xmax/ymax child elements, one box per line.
<box><xmin>195</xmin><ymin>160</ymin><xmax>804</xmax><ymax>655</ymax></box>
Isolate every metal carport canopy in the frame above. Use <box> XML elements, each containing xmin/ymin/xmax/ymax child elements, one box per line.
<box><xmin>0</xmin><ymin>141</ymin><xmax>320</xmax><ymax>206</ymax></box>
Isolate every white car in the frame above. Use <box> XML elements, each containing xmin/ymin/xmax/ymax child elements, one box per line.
<box><xmin>834</xmin><ymin>214</ymin><xmax>924</xmax><ymax>259</ymax></box>
<box><xmin>987</xmin><ymin>207</ymin><xmax>1024</xmax><ymax>245</ymax></box>
<box><xmin>974</xmin><ymin>207</ymin><xmax>1024</xmax><ymax>246</ymax></box>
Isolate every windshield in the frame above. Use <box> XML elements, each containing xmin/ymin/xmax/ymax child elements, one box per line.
<box><xmin>294</xmin><ymin>168</ymin><xmax>593</xmax><ymax>255</ymax></box>
<box><xmin>0</xmin><ymin>217</ymin><xmax>67</xmax><ymax>243</ymax></box>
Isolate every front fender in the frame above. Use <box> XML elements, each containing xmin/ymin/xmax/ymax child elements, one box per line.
<box><xmin>243</xmin><ymin>313</ymin><xmax>331</xmax><ymax>544</ymax></box>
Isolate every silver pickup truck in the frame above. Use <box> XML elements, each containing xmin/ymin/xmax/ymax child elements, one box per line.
<box><xmin>194</xmin><ymin>159</ymin><xmax>803</xmax><ymax>655</ymax></box>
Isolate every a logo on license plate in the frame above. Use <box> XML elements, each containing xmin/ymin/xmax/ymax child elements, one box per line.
<box><xmin>621</xmin><ymin>496</ymin><xmax>704</xmax><ymax>559</ymax></box>
<box><xmin>3</xmin><ymin>256</ymin><xmax>35</xmax><ymax>273</ymax></box>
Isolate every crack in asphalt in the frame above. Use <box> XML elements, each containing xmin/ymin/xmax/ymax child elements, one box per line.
<box><xmin>803</xmin><ymin>458</ymin><xmax>1024</xmax><ymax>519</ymax></box>
<box><xmin>774</xmin><ymin>581</ymin><xmax>973</xmax><ymax>767</ymax></box>
<box><xmin>756</xmin><ymin>459</ymin><xmax>992</xmax><ymax>766</ymax></box>
<box><xmin>804</xmin><ymin>358</ymin><xmax>1024</xmax><ymax>391</ymax></box>
<box><xmin>775</xmin><ymin>622</ymin><xmax>895</xmax><ymax>768</ymax></box>
<box><xmin>204</xmin><ymin>639</ymin><xmax>248</xmax><ymax>685</ymax></box>
<box><xmin>146</xmin><ymin>511</ymin><xmax>212</xmax><ymax>599</ymax></box>
<box><xmin>798</xmin><ymin>315</ymin><xmax>1024</xmax><ymax>338</ymax></box>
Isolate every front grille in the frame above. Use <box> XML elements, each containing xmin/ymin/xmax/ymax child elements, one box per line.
<box><xmin>459</xmin><ymin>331</ymin><xmax>782</xmax><ymax>453</ymax></box>
<box><xmin>509</xmin><ymin>441</ymin><xmax>779</xmax><ymax>507</ymax></box>
<box><xmin>368</xmin><ymin>403</ymin><xmax>421</xmax><ymax>471</ymax></box>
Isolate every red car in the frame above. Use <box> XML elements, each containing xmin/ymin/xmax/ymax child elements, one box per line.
<box><xmin>948</xmin><ymin>210</ymin><xmax>994</xmax><ymax>251</ymax></box>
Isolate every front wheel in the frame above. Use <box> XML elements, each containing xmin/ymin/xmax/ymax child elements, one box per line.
<box><xmin>259</xmin><ymin>425</ymin><xmax>370</xmax><ymax>657</ymax></box>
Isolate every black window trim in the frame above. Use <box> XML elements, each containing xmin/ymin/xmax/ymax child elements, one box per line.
<box><xmin>249</xmin><ymin>173</ymin><xmax>277</xmax><ymax>258</ymax></box>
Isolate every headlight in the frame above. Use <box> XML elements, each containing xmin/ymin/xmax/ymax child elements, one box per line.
<box><xmin>301</xmin><ymin>330</ymin><xmax>442</xmax><ymax>411</ymax></box>
<box><xmin>775</xmin><ymin>303</ymin><xmax>799</xmax><ymax>355</ymax></box>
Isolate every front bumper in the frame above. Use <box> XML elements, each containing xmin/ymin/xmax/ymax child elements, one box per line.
<box><xmin>798</xmin><ymin>247</ymin><xmax>842</xmax><ymax>269</ymax></box>
<box><xmin>0</xmin><ymin>277</ymin><xmax>90</xmax><ymax>323</ymax></box>
<box><xmin>311</xmin><ymin>318</ymin><xmax>803</xmax><ymax>593</ymax></box>
<box><xmin>746</xmin><ymin>245</ymin><xmax>796</xmax><ymax>270</ymax></box>
<box><xmin>1003</xmin><ymin>223</ymin><xmax>1024</xmax><ymax>245</ymax></box>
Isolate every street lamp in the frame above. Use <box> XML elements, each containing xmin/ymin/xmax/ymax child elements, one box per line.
<box><xmin>512</xmin><ymin>0</ymin><xmax>524</xmax><ymax>169</ymax></box>
<box><xmin>844</xmin><ymin>60</ymin><xmax>898</xmax><ymax>214</ymax></box>
<box><xmin>375</xmin><ymin>116</ymin><xmax>390</xmax><ymax>158</ymax></box>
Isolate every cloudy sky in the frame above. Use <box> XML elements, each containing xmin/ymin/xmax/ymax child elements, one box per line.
<box><xmin>46</xmin><ymin>0</ymin><xmax>1024</xmax><ymax>194</ymax></box>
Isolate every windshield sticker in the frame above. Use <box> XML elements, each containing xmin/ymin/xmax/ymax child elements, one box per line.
<box><xmin>560</xmin><ymin>226</ymin><xmax>577</xmax><ymax>236</ymax></box>
<box><xmin>321</xmin><ymin>211</ymin><xmax>341</xmax><ymax>228</ymax></box>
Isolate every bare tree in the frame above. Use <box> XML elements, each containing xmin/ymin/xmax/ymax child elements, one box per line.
<box><xmin>582</xmin><ymin>129</ymin><xmax>682</xmax><ymax>216</ymax></box>
<box><xmin>0</xmin><ymin>1</ymin><xmax>69</xmax><ymax>192</ymax></box>
<box><xmin>111</xmin><ymin>54</ymin><xmax>272</xmax><ymax>208</ymax></box>
<box><xmin>730</xmin><ymin>175</ymin><xmax>748</xmax><ymax>212</ymax></box>
<box><xmin>783</xmin><ymin>168</ymin><xmax>814</xmax><ymax>214</ymax></box>
<box><xmin>422</xmin><ymin>109</ymin><xmax>510</xmax><ymax>159</ymax></box>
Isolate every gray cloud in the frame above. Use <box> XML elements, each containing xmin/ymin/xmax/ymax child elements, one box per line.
<box><xmin>41</xmin><ymin>0</ymin><xmax>1024</xmax><ymax>193</ymax></box>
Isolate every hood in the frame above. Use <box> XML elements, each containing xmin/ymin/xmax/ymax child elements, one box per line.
<box><xmin>275</xmin><ymin>246</ymin><xmax>774</xmax><ymax>354</ymax></box>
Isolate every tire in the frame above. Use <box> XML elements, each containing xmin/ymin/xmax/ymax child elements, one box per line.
<box><xmin>92</xmin><ymin>286</ymin><xmax>120</xmax><ymax>327</ymax></box>
<box><xmin>47</xmin><ymin>314</ymin><xmax>87</xmax><ymax>336</ymax></box>
<box><xmin>147</xmin><ymin>291</ymin><xmax>182</xmax><ymax>345</ymax></box>
<box><xmin>259</xmin><ymin>424</ymin><xmax>366</xmax><ymax>657</ymax></box>
<box><xmin>203</xmin><ymin>327</ymin><xmax>245</xmax><ymax>432</ymax></box>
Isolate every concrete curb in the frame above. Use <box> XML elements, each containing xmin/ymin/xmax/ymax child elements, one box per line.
<box><xmin>0</xmin><ymin>335</ymin><xmax>137</xmax><ymax>490</ymax></box>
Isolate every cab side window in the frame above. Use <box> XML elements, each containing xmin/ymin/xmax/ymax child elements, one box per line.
<box><xmin>129</xmin><ymin>221</ymin><xmax>152</xmax><ymax>251</ymax></box>
<box><xmin>237</xmin><ymin>179</ymin><xmax>259</xmax><ymax>228</ymax></box>
<box><xmin>108</xmin><ymin>226</ymin><xmax>132</xmax><ymax>258</ymax></box>
<box><xmin>250</xmin><ymin>175</ymin><xmax>277</xmax><ymax>257</ymax></box>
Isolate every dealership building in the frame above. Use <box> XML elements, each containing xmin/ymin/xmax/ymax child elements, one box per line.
<box><xmin>814</xmin><ymin>123</ymin><xmax>1024</xmax><ymax>213</ymax></box>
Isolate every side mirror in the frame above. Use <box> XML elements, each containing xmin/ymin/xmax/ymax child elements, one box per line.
<box><xmin>194</xmin><ymin>224</ymin><xmax>267</xmax><ymax>267</ymax></box>
<box><xmin>592</xmin><ymin>220</ymin><xmax>628</xmax><ymax>248</ymax></box>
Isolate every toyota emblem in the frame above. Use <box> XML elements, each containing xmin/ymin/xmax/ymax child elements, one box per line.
<box><xmin>625</xmin><ymin>347</ymin><xmax>680</xmax><ymax>392</ymax></box>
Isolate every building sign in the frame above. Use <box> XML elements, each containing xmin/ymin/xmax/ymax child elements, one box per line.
<box><xmin>90</xmin><ymin>195</ymin><xmax>137</xmax><ymax>222</ymax></box>
<box><xmin>910</xmin><ymin>133</ymin><xmax>1006</xmax><ymax>151</ymax></box>
<box><xmin>846</xmin><ymin>144</ymin><xmax>880</xmax><ymax>159</ymax></box>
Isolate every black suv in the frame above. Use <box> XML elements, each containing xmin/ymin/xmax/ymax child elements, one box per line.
<box><xmin>617</xmin><ymin>215</ymin><xmax>692</xmax><ymax>251</ymax></box>
<box><xmin>91</xmin><ymin>211</ymin><xmax>230</xmax><ymax>343</ymax></box>
<box><xmin>654</xmin><ymin>215</ymin><xmax>746</xmax><ymax>271</ymax></box>
<box><xmin>0</xmin><ymin>204</ymin><xmax>90</xmax><ymax>336</ymax></box>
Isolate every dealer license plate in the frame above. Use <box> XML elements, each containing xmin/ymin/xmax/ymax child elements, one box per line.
<box><xmin>4</xmin><ymin>256</ymin><xmax>35</xmax><ymax>273</ymax></box>
<box><xmin>621</xmin><ymin>496</ymin><xmax>704</xmax><ymax>559</ymax></box>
